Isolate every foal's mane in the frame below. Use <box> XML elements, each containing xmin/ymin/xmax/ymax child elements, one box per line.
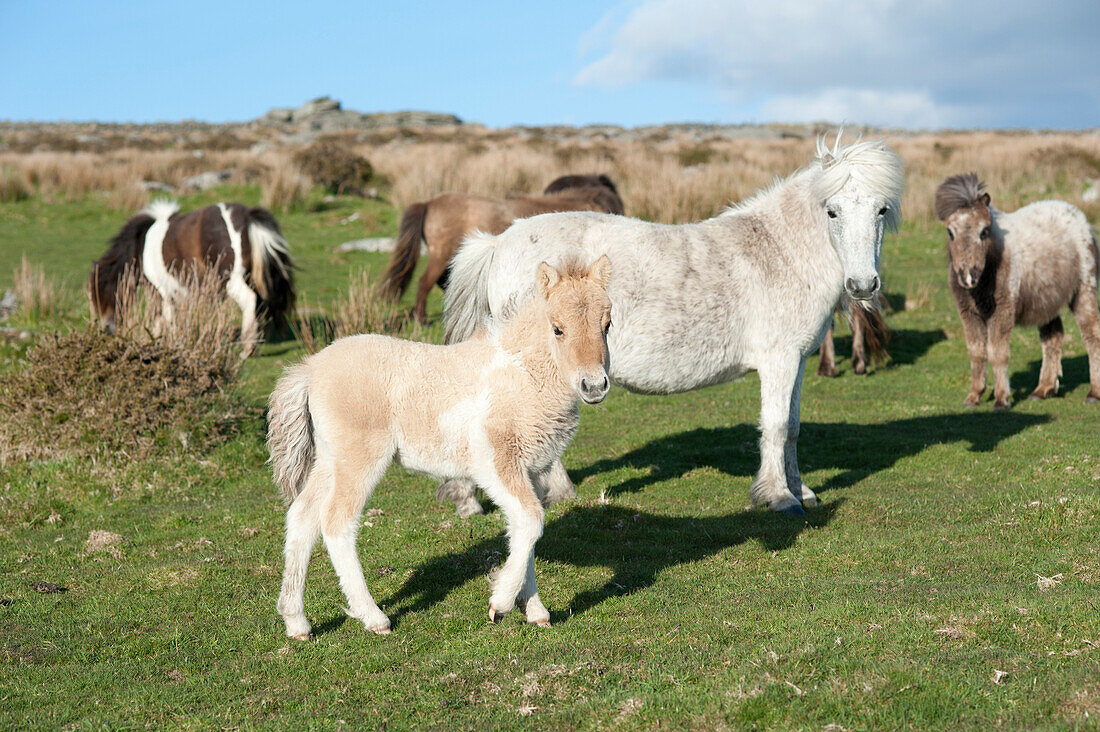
<box><xmin>934</xmin><ymin>173</ymin><xmax>987</xmax><ymax>221</ymax></box>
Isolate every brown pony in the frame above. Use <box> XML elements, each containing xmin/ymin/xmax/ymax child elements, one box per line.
<box><xmin>381</xmin><ymin>174</ymin><xmax>623</xmax><ymax>322</ymax></box>
<box><xmin>816</xmin><ymin>297</ymin><xmax>890</xmax><ymax>376</ymax></box>
<box><xmin>935</xmin><ymin>173</ymin><xmax>1100</xmax><ymax>408</ymax></box>
<box><xmin>89</xmin><ymin>200</ymin><xmax>295</xmax><ymax>351</ymax></box>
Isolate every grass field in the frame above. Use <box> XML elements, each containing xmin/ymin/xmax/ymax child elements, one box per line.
<box><xmin>1</xmin><ymin>175</ymin><xmax>1098</xmax><ymax>729</ymax></box>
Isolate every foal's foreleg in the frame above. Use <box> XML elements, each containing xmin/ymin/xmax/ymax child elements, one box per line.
<box><xmin>481</xmin><ymin>469</ymin><xmax>547</xmax><ymax>625</ymax></box>
<box><xmin>783</xmin><ymin>356</ymin><xmax>817</xmax><ymax>507</ymax></box>
<box><xmin>958</xmin><ymin>310</ymin><xmax>988</xmax><ymax>407</ymax></box>
<box><xmin>751</xmin><ymin>358</ymin><xmax>804</xmax><ymax>515</ymax></box>
<box><xmin>1030</xmin><ymin>316</ymin><xmax>1064</xmax><ymax>400</ymax></box>
<box><xmin>851</xmin><ymin>308</ymin><xmax>868</xmax><ymax>375</ymax></box>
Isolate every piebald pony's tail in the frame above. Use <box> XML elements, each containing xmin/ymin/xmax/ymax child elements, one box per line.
<box><xmin>443</xmin><ymin>230</ymin><xmax>498</xmax><ymax>344</ymax></box>
<box><xmin>381</xmin><ymin>201</ymin><xmax>429</xmax><ymax>300</ymax></box>
<box><xmin>267</xmin><ymin>361</ymin><xmax>314</xmax><ymax>504</ymax></box>
<box><xmin>247</xmin><ymin>207</ymin><xmax>296</xmax><ymax>330</ymax></box>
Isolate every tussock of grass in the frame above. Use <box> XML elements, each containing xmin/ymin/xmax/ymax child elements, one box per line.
<box><xmin>292</xmin><ymin>139</ymin><xmax>373</xmax><ymax>196</ymax></box>
<box><xmin>12</xmin><ymin>254</ymin><xmax>60</xmax><ymax>320</ymax></box>
<box><xmin>294</xmin><ymin>268</ymin><xmax>425</xmax><ymax>353</ymax></box>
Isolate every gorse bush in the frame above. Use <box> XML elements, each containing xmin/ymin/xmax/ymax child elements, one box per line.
<box><xmin>292</xmin><ymin>139</ymin><xmax>373</xmax><ymax>196</ymax></box>
<box><xmin>0</xmin><ymin>266</ymin><xmax>249</xmax><ymax>465</ymax></box>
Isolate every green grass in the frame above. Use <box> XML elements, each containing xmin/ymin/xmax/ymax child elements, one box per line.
<box><xmin>1</xmin><ymin>190</ymin><xmax>1098</xmax><ymax>729</ymax></box>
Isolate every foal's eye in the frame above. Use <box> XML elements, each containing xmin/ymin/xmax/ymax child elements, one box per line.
<box><xmin>827</xmin><ymin>209</ymin><xmax>838</xmax><ymax>219</ymax></box>
<box><xmin>604</xmin><ymin>320</ymin><xmax>611</xmax><ymax>334</ymax></box>
<box><xmin>553</xmin><ymin>325</ymin><xmax>564</xmax><ymax>337</ymax></box>
<box><xmin>878</xmin><ymin>207</ymin><xmax>888</xmax><ymax>216</ymax></box>
<box><xmin>947</xmin><ymin>229</ymin><xmax>955</xmax><ymax>241</ymax></box>
<box><xmin>980</xmin><ymin>226</ymin><xmax>991</xmax><ymax>239</ymax></box>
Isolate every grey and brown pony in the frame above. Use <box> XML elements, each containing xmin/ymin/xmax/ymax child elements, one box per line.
<box><xmin>381</xmin><ymin>174</ymin><xmax>623</xmax><ymax>322</ymax></box>
<box><xmin>89</xmin><ymin>200</ymin><xmax>295</xmax><ymax>351</ymax></box>
<box><xmin>935</xmin><ymin>173</ymin><xmax>1100</xmax><ymax>408</ymax></box>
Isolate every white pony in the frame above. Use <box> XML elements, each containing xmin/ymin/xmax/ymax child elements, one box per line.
<box><xmin>268</xmin><ymin>257</ymin><xmax>612</xmax><ymax>637</ymax></box>
<box><xmin>443</xmin><ymin>135</ymin><xmax>905</xmax><ymax>515</ymax></box>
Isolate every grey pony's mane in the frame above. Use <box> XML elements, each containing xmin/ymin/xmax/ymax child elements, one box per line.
<box><xmin>934</xmin><ymin>173</ymin><xmax>987</xmax><ymax>221</ymax></box>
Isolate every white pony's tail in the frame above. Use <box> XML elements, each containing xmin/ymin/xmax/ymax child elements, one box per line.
<box><xmin>443</xmin><ymin>230</ymin><xmax>498</xmax><ymax>344</ymax></box>
<box><xmin>267</xmin><ymin>361</ymin><xmax>314</xmax><ymax>504</ymax></box>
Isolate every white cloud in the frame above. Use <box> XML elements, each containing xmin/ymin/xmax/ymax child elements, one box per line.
<box><xmin>574</xmin><ymin>0</ymin><xmax>1100</xmax><ymax>128</ymax></box>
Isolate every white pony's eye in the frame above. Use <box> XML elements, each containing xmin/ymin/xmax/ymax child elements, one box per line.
<box><xmin>878</xmin><ymin>207</ymin><xmax>888</xmax><ymax>216</ymax></box>
<box><xmin>827</xmin><ymin>209</ymin><xmax>838</xmax><ymax>219</ymax></box>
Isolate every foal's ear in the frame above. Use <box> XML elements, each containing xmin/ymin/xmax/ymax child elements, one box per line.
<box><xmin>980</xmin><ymin>192</ymin><xmax>991</xmax><ymax>208</ymax></box>
<box><xmin>587</xmin><ymin>255</ymin><xmax>612</xmax><ymax>290</ymax></box>
<box><xmin>536</xmin><ymin>262</ymin><xmax>560</xmax><ymax>298</ymax></box>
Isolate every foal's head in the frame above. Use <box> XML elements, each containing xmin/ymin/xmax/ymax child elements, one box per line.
<box><xmin>935</xmin><ymin>173</ymin><xmax>994</xmax><ymax>290</ymax></box>
<box><xmin>535</xmin><ymin>255</ymin><xmax>613</xmax><ymax>404</ymax></box>
<box><xmin>814</xmin><ymin>136</ymin><xmax>905</xmax><ymax>300</ymax></box>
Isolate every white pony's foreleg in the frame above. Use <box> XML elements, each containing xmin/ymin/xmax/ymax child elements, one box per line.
<box><xmin>481</xmin><ymin>472</ymin><xmax>546</xmax><ymax>624</ymax></box>
<box><xmin>784</xmin><ymin>356</ymin><xmax>818</xmax><ymax>507</ymax></box>
<box><xmin>750</xmin><ymin>358</ymin><xmax>805</xmax><ymax>515</ymax></box>
<box><xmin>542</xmin><ymin>459</ymin><xmax>576</xmax><ymax>505</ymax></box>
<box><xmin>436</xmin><ymin>477</ymin><xmax>483</xmax><ymax>517</ymax></box>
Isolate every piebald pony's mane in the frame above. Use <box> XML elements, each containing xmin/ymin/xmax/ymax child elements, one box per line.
<box><xmin>722</xmin><ymin>135</ymin><xmax>905</xmax><ymax>231</ymax></box>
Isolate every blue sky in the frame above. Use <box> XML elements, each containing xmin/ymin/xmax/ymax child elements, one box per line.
<box><xmin>2</xmin><ymin>1</ymin><xmax>1097</xmax><ymax>129</ymax></box>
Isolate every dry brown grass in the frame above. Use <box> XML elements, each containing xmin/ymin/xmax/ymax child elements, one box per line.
<box><xmin>294</xmin><ymin>268</ymin><xmax>426</xmax><ymax>354</ymax></box>
<box><xmin>1</xmin><ymin>128</ymin><xmax>1098</xmax><ymax>224</ymax></box>
<box><xmin>0</xmin><ymin>166</ymin><xmax>32</xmax><ymax>202</ymax></box>
<box><xmin>0</xmin><ymin>266</ymin><xmax>248</xmax><ymax>466</ymax></box>
<box><xmin>12</xmin><ymin>254</ymin><xmax>60</xmax><ymax>319</ymax></box>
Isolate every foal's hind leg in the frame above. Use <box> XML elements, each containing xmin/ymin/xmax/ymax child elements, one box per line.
<box><xmin>278</xmin><ymin>468</ymin><xmax>328</xmax><ymax>640</ymax></box>
<box><xmin>436</xmin><ymin>478</ymin><xmax>483</xmax><ymax>517</ymax></box>
<box><xmin>1030</xmin><ymin>317</ymin><xmax>1064</xmax><ymax>400</ymax></box>
<box><xmin>542</xmin><ymin>459</ymin><xmax>576</xmax><ymax>506</ymax></box>
<box><xmin>816</xmin><ymin>321</ymin><xmax>839</xmax><ymax>377</ymax></box>
<box><xmin>1072</xmin><ymin>277</ymin><xmax>1100</xmax><ymax>403</ymax></box>
<box><xmin>322</xmin><ymin>441</ymin><xmax>394</xmax><ymax>634</ymax></box>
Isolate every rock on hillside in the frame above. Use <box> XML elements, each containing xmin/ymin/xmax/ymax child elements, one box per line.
<box><xmin>256</xmin><ymin>96</ymin><xmax>463</xmax><ymax>143</ymax></box>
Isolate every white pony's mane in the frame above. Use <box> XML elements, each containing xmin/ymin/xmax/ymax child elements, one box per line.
<box><xmin>722</xmin><ymin>133</ymin><xmax>905</xmax><ymax>231</ymax></box>
<box><xmin>814</xmin><ymin>134</ymin><xmax>906</xmax><ymax>231</ymax></box>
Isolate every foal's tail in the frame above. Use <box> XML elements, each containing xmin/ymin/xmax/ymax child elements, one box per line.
<box><xmin>443</xmin><ymin>229</ymin><xmax>497</xmax><ymax>344</ymax></box>
<box><xmin>381</xmin><ymin>201</ymin><xmax>429</xmax><ymax>301</ymax></box>
<box><xmin>267</xmin><ymin>361</ymin><xmax>314</xmax><ymax>504</ymax></box>
<box><xmin>247</xmin><ymin>207</ymin><xmax>296</xmax><ymax>330</ymax></box>
<box><xmin>848</xmin><ymin>295</ymin><xmax>891</xmax><ymax>366</ymax></box>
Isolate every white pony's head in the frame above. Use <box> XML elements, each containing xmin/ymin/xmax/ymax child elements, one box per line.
<box><xmin>814</xmin><ymin>133</ymin><xmax>905</xmax><ymax>300</ymax></box>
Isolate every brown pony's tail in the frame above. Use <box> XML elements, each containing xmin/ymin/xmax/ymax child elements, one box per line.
<box><xmin>849</xmin><ymin>295</ymin><xmax>891</xmax><ymax>366</ymax></box>
<box><xmin>267</xmin><ymin>361</ymin><xmax>314</xmax><ymax>505</ymax></box>
<box><xmin>381</xmin><ymin>201</ymin><xmax>429</xmax><ymax>300</ymax></box>
<box><xmin>247</xmin><ymin>207</ymin><xmax>296</xmax><ymax>332</ymax></box>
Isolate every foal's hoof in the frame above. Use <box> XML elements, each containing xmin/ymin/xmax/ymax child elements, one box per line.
<box><xmin>289</xmin><ymin>632</ymin><xmax>314</xmax><ymax>642</ymax></box>
<box><xmin>778</xmin><ymin>504</ymin><xmax>806</xmax><ymax>517</ymax></box>
<box><xmin>489</xmin><ymin>604</ymin><xmax>505</xmax><ymax>624</ymax></box>
<box><xmin>993</xmin><ymin>402</ymin><xmax>1011</xmax><ymax>412</ymax></box>
<box><xmin>372</xmin><ymin>626</ymin><xmax>392</xmax><ymax>636</ymax></box>
<box><xmin>1086</xmin><ymin>393</ymin><xmax>1100</xmax><ymax>404</ymax></box>
<box><xmin>533</xmin><ymin>618</ymin><xmax>552</xmax><ymax>628</ymax></box>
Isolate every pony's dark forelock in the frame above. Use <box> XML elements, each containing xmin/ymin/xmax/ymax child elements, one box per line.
<box><xmin>935</xmin><ymin>173</ymin><xmax>988</xmax><ymax>221</ymax></box>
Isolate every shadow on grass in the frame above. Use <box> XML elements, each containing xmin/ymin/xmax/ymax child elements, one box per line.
<box><xmin>1011</xmin><ymin>354</ymin><xmax>1093</xmax><ymax>402</ymax></box>
<box><xmin>827</xmin><ymin>327</ymin><xmax>947</xmax><ymax>370</ymax></box>
<box><xmin>383</xmin><ymin>500</ymin><xmax>842</xmax><ymax>627</ymax></box>
<box><xmin>574</xmin><ymin>411</ymin><xmax>1048</xmax><ymax>498</ymax></box>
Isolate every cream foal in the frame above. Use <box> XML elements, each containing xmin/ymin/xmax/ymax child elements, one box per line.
<box><xmin>267</xmin><ymin>256</ymin><xmax>612</xmax><ymax>638</ymax></box>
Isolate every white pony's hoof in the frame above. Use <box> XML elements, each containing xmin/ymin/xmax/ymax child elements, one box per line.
<box><xmin>798</xmin><ymin>484</ymin><xmax>819</xmax><ymax>507</ymax></box>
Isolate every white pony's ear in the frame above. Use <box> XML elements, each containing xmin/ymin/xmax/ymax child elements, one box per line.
<box><xmin>821</xmin><ymin>152</ymin><xmax>838</xmax><ymax>170</ymax></box>
<box><xmin>587</xmin><ymin>255</ymin><xmax>611</xmax><ymax>290</ymax></box>
<box><xmin>536</xmin><ymin>262</ymin><xmax>560</xmax><ymax>299</ymax></box>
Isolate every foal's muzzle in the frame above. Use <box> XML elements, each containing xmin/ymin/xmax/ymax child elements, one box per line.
<box><xmin>845</xmin><ymin>276</ymin><xmax>880</xmax><ymax>301</ymax></box>
<box><xmin>956</xmin><ymin>267</ymin><xmax>981</xmax><ymax>290</ymax></box>
<box><xmin>579</xmin><ymin>373</ymin><xmax>610</xmax><ymax>404</ymax></box>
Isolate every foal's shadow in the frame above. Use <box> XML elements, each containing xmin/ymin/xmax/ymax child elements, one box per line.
<box><xmin>1011</xmin><ymin>354</ymin><xmax>1092</xmax><ymax>401</ymax></box>
<box><xmin>574</xmin><ymin>411</ymin><xmax>1047</xmax><ymax>499</ymax></box>
<box><xmin>384</xmin><ymin>500</ymin><xmax>841</xmax><ymax>627</ymax></box>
